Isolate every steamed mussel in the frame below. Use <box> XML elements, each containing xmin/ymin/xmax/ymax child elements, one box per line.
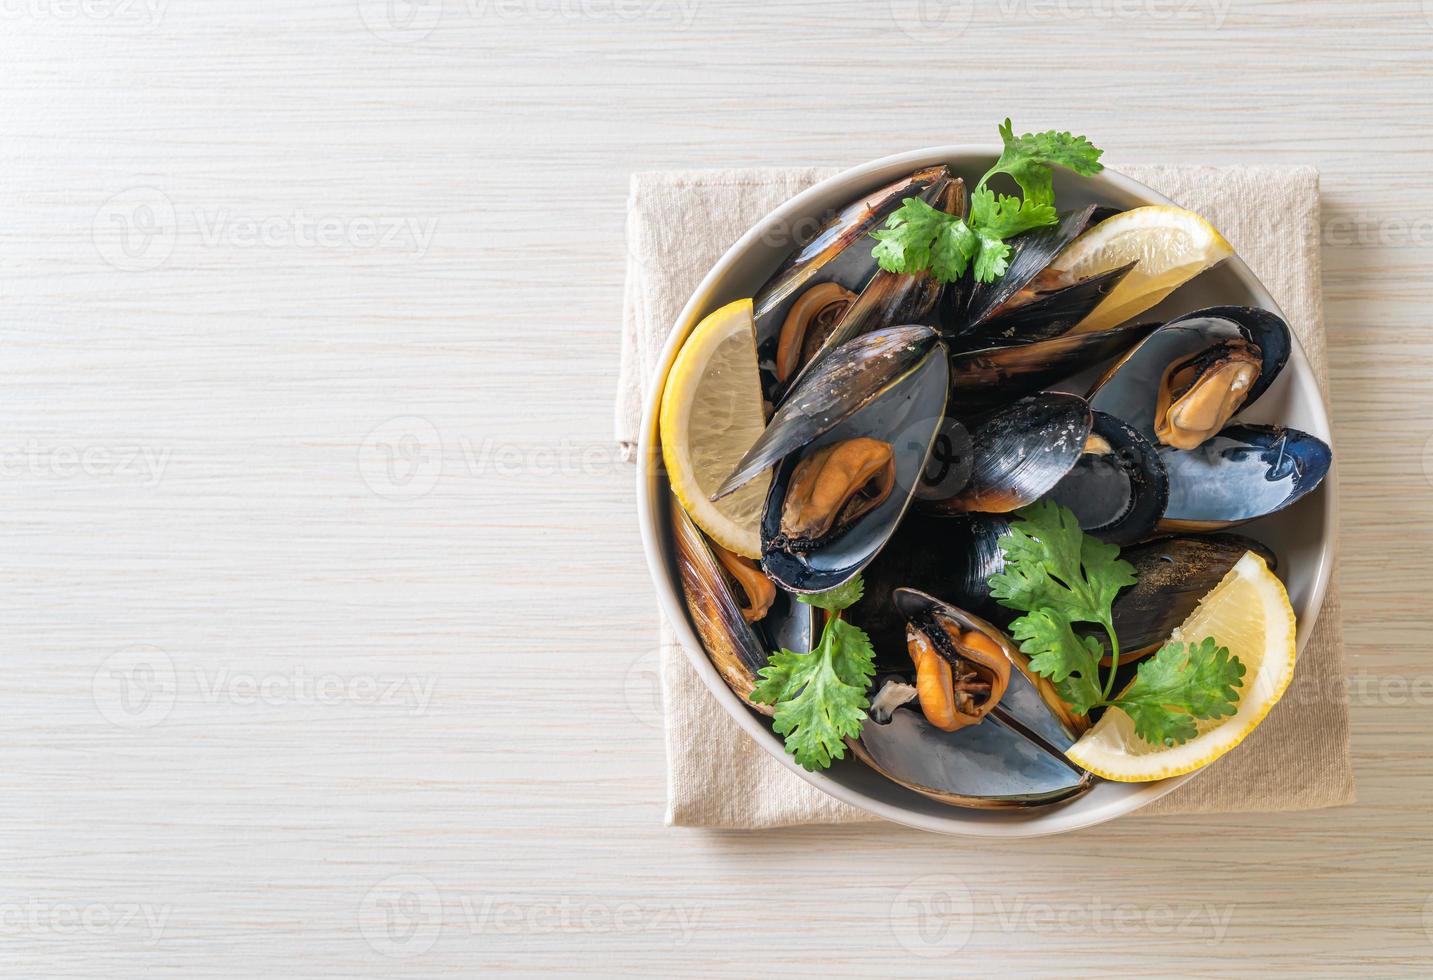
<box><xmin>1153</xmin><ymin>338</ymin><xmax>1264</xmax><ymax>450</ymax></box>
<box><xmin>720</xmin><ymin>324</ymin><xmax>950</xmax><ymax>593</ymax></box>
<box><xmin>904</xmin><ymin>603</ymin><xmax>1010</xmax><ymax>731</ymax></box>
<box><xmin>773</xmin><ymin>283</ymin><xmax>855</xmax><ymax>384</ymax></box>
<box><xmin>774</xmin><ymin>437</ymin><xmax>896</xmax><ymax>553</ymax></box>
<box><xmin>662</xmin><ymin>150</ymin><xmax>1332</xmax><ymax>812</ymax></box>
<box><xmin>1089</xmin><ymin>306</ymin><xmax>1291</xmax><ymax>448</ymax></box>
<box><xmin>854</xmin><ymin>590</ymin><xmax>1091</xmax><ymax>808</ymax></box>
<box><xmin>1089</xmin><ymin>307</ymin><xmax>1330</xmax><ymax>530</ymax></box>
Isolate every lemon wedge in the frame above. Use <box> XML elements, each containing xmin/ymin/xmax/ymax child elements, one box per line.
<box><xmin>660</xmin><ymin>299</ymin><xmax>770</xmax><ymax>558</ymax></box>
<box><xmin>1051</xmin><ymin>205</ymin><xmax>1234</xmax><ymax>333</ymax></box>
<box><xmin>1065</xmin><ymin>552</ymin><xmax>1297</xmax><ymax>782</ymax></box>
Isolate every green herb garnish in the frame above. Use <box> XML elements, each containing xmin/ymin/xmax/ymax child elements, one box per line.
<box><xmin>870</xmin><ymin>119</ymin><xmax>1105</xmax><ymax>284</ymax></box>
<box><xmin>990</xmin><ymin>501</ymin><xmax>1246</xmax><ymax>747</ymax></box>
<box><xmin>1115</xmin><ymin>637</ymin><xmax>1246</xmax><ymax>747</ymax></box>
<box><xmin>749</xmin><ymin>576</ymin><xmax>876</xmax><ymax>771</ymax></box>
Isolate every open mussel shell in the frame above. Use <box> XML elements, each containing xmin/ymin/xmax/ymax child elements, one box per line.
<box><xmin>1108</xmin><ymin>533</ymin><xmax>1277</xmax><ymax>661</ymax></box>
<box><xmin>717</xmin><ymin>325</ymin><xmax>941</xmax><ymax>499</ymax></box>
<box><xmin>753</xmin><ymin>166</ymin><xmax>951</xmax><ymax>373</ymax></box>
<box><xmin>670</xmin><ymin>501</ymin><xmax>815</xmax><ymax>709</ymax></box>
<box><xmin>1043</xmin><ymin>411</ymin><xmax>1169</xmax><ymax>545</ymax></box>
<box><xmin>775</xmin><ymin>179</ymin><xmax>965</xmax><ymax>400</ymax></box>
<box><xmin>1087</xmin><ymin>306</ymin><xmax>1292</xmax><ymax>446</ymax></box>
<box><xmin>760</xmin><ymin>348</ymin><xmax>951</xmax><ymax>593</ymax></box>
<box><xmin>925</xmin><ymin>392</ymin><xmax>1093</xmax><ymax>514</ymax></box>
<box><xmin>953</xmin><ymin>206</ymin><xmax>1136</xmax><ymax>348</ymax></box>
<box><xmin>1158</xmin><ymin>423</ymin><xmax>1331</xmax><ymax>533</ymax></box>
<box><xmin>947</xmin><ymin>321</ymin><xmax>1159</xmax><ymax>410</ymax></box>
<box><xmin>851</xmin><ymin>589</ymin><xmax>1091</xmax><ymax>809</ymax></box>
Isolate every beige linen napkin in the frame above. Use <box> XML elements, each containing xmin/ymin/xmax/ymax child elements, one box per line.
<box><xmin>619</xmin><ymin>165</ymin><xmax>1354</xmax><ymax>828</ymax></box>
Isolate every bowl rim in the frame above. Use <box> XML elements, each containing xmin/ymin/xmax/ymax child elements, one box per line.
<box><xmin>635</xmin><ymin>144</ymin><xmax>1337</xmax><ymax>838</ymax></box>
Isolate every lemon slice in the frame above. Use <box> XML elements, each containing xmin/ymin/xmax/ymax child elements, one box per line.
<box><xmin>660</xmin><ymin>299</ymin><xmax>770</xmax><ymax>558</ymax></box>
<box><xmin>1051</xmin><ymin>205</ymin><xmax>1234</xmax><ymax>333</ymax></box>
<box><xmin>1065</xmin><ymin>552</ymin><xmax>1297</xmax><ymax>782</ymax></box>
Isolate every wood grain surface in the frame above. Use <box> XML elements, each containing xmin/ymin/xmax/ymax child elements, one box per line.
<box><xmin>1</xmin><ymin>1</ymin><xmax>1430</xmax><ymax>975</ymax></box>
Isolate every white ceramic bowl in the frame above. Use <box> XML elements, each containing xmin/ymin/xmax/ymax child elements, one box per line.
<box><xmin>636</xmin><ymin>146</ymin><xmax>1336</xmax><ymax>837</ymax></box>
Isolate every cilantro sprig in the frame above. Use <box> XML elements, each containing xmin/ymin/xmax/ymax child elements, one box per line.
<box><xmin>1116</xmin><ymin>637</ymin><xmax>1245</xmax><ymax>746</ymax></box>
<box><xmin>749</xmin><ymin>576</ymin><xmax>876</xmax><ymax>771</ymax></box>
<box><xmin>991</xmin><ymin>501</ymin><xmax>1246</xmax><ymax>747</ymax></box>
<box><xmin>870</xmin><ymin>119</ymin><xmax>1104</xmax><ymax>284</ymax></box>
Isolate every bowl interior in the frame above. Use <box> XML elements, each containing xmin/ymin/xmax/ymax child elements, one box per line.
<box><xmin>636</xmin><ymin>146</ymin><xmax>1335</xmax><ymax>837</ymax></box>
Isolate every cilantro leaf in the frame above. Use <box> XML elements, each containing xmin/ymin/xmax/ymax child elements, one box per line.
<box><xmin>866</xmin><ymin>120</ymin><xmax>1103</xmax><ymax>284</ymax></box>
<box><xmin>989</xmin><ymin>500</ymin><xmax>1136</xmax><ymax>626</ymax></box>
<box><xmin>870</xmin><ymin>197</ymin><xmax>974</xmax><ymax>283</ymax></box>
<box><xmin>826</xmin><ymin>618</ymin><xmax>876</xmax><ymax>688</ymax></box>
<box><xmin>798</xmin><ymin>575</ymin><xmax>865</xmax><ymax>612</ymax></box>
<box><xmin>967</xmin><ymin>187</ymin><xmax>1062</xmax><ymax>283</ymax></box>
<box><xmin>1008</xmin><ymin>608</ymin><xmax>1105</xmax><ymax>715</ymax></box>
<box><xmin>1111</xmin><ymin>637</ymin><xmax>1246</xmax><ymax>747</ymax></box>
<box><xmin>750</xmin><ymin>581</ymin><xmax>877</xmax><ymax>771</ymax></box>
<box><xmin>984</xmin><ymin>118</ymin><xmax>1105</xmax><ymax>206</ymax></box>
<box><xmin>931</xmin><ymin>214</ymin><xmax>979</xmax><ymax>282</ymax></box>
<box><xmin>969</xmin><ymin>187</ymin><xmax>1060</xmax><ymax>240</ymax></box>
<box><xmin>972</xmin><ymin>230</ymin><xmax>1011</xmax><ymax>284</ymax></box>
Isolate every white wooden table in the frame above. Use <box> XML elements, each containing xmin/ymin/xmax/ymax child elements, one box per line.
<box><xmin>1</xmin><ymin>2</ymin><xmax>1430</xmax><ymax>975</ymax></box>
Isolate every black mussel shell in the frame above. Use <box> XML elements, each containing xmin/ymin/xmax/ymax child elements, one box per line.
<box><xmin>717</xmin><ymin>325</ymin><xmax>941</xmax><ymax>499</ymax></box>
<box><xmin>924</xmin><ymin>393</ymin><xmax>1092</xmax><ymax>515</ymax></box>
<box><xmin>776</xmin><ymin>267</ymin><xmax>943</xmax><ymax>403</ymax></box>
<box><xmin>669</xmin><ymin>501</ymin><xmax>774</xmax><ymax>706</ymax></box>
<box><xmin>760</xmin><ymin>347</ymin><xmax>950</xmax><ymax>593</ymax></box>
<box><xmin>962</xmin><ymin>206</ymin><xmax>1100</xmax><ymax>332</ymax></box>
<box><xmin>1087</xmin><ymin>205</ymin><xmax>1124</xmax><ymax>226</ymax></box>
<box><xmin>947</xmin><ymin>321</ymin><xmax>1160</xmax><ymax>411</ymax></box>
<box><xmin>1044</xmin><ymin>411</ymin><xmax>1169</xmax><ymax>545</ymax></box>
<box><xmin>671</xmin><ymin>500</ymin><xmax>817</xmax><ymax>707</ymax></box>
<box><xmin>776</xmin><ymin>179</ymin><xmax>967</xmax><ymax>401</ymax></box>
<box><xmin>958</xmin><ymin>263</ymin><xmax>1136</xmax><ymax>350</ymax></box>
<box><xmin>1088</xmin><ymin>306</ymin><xmax>1292</xmax><ymax>445</ymax></box>
<box><xmin>851</xmin><ymin>699</ymin><xmax>1093</xmax><ymax>808</ymax></box>
<box><xmin>1158</xmin><ymin>423</ymin><xmax>1331</xmax><ymax>532</ymax></box>
<box><xmin>1105</xmin><ymin>533</ymin><xmax>1278</xmax><ymax>660</ymax></box>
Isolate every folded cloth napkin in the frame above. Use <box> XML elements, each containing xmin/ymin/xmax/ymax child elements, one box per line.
<box><xmin>618</xmin><ymin>164</ymin><xmax>1355</xmax><ymax>828</ymax></box>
